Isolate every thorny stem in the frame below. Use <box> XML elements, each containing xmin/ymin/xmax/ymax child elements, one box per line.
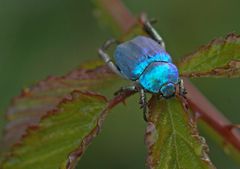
<box><xmin>97</xmin><ymin>0</ymin><xmax>240</xmax><ymax>152</ymax></box>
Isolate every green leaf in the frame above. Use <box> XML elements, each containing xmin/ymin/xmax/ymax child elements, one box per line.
<box><xmin>178</xmin><ymin>33</ymin><xmax>240</xmax><ymax>77</ymax></box>
<box><xmin>1</xmin><ymin>91</ymin><xmax>109</xmax><ymax>169</ymax></box>
<box><xmin>1</xmin><ymin>63</ymin><xmax>117</xmax><ymax>152</ymax></box>
<box><xmin>145</xmin><ymin>96</ymin><xmax>215</xmax><ymax>169</ymax></box>
<box><xmin>0</xmin><ymin>61</ymin><xmax>123</xmax><ymax>168</ymax></box>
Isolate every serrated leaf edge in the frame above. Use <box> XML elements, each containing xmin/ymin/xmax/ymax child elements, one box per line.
<box><xmin>1</xmin><ymin>90</ymin><xmax>108</xmax><ymax>169</ymax></box>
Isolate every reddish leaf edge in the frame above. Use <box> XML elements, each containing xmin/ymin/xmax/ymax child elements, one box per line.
<box><xmin>6</xmin><ymin>64</ymin><xmax>113</xmax><ymax>111</ymax></box>
<box><xmin>178</xmin><ymin>33</ymin><xmax>240</xmax><ymax>77</ymax></box>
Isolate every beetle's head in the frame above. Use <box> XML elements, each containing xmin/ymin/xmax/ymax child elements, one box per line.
<box><xmin>160</xmin><ymin>82</ymin><xmax>176</xmax><ymax>98</ymax></box>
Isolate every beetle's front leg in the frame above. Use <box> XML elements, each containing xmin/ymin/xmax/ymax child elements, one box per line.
<box><xmin>140</xmin><ymin>14</ymin><xmax>166</xmax><ymax>49</ymax></box>
<box><xmin>139</xmin><ymin>89</ymin><xmax>148</xmax><ymax>121</ymax></box>
<box><xmin>98</xmin><ymin>39</ymin><xmax>127</xmax><ymax>79</ymax></box>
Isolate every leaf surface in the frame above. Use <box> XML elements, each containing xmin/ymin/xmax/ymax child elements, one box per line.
<box><xmin>1</xmin><ymin>91</ymin><xmax>109</xmax><ymax>169</ymax></box>
<box><xmin>178</xmin><ymin>34</ymin><xmax>240</xmax><ymax>77</ymax></box>
<box><xmin>146</xmin><ymin>96</ymin><xmax>215</xmax><ymax>169</ymax></box>
<box><xmin>1</xmin><ymin>63</ymin><xmax>117</xmax><ymax>150</ymax></box>
<box><xmin>0</xmin><ymin>61</ymin><xmax>123</xmax><ymax>168</ymax></box>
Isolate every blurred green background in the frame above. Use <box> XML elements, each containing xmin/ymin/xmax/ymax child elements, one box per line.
<box><xmin>0</xmin><ymin>0</ymin><xmax>240</xmax><ymax>168</ymax></box>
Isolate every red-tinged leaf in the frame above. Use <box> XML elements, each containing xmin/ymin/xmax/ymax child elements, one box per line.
<box><xmin>178</xmin><ymin>33</ymin><xmax>240</xmax><ymax>77</ymax></box>
<box><xmin>145</xmin><ymin>96</ymin><xmax>215</xmax><ymax>169</ymax></box>
<box><xmin>1</xmin><ymin>62</ymin><xmax>118</xmax><ymax>153</ymax></box>
<box><xmin>1</xmin><ymin>91</ymin><xmax>109</xmax><ymax>169</ymax></box>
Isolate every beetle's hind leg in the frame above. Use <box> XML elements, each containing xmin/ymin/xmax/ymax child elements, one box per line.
<box><xmin>98</xmin><ymin>39</ymin><xmax>127</xmax><ymax>79</ymax></box>
<box><xmin>139</xmin><ymin>89</ymin><xmax>148</xmax><ymax>121</ymax></box>
<box><xmin>140</xmin><ymin>14</ymin><xmax>166</xmax><ymax>49</ymax></box>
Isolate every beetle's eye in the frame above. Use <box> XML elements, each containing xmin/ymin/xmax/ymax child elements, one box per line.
<box><xmin>160</xmin><ymin>83</ymin><xmax>175</xmax><ymax>98</ymax></box>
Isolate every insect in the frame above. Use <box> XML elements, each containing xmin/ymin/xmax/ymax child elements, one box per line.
<box><xmin>98</xmin><ymin>16</ymin><xmax>186</xmax><ymax>121</ymax></box>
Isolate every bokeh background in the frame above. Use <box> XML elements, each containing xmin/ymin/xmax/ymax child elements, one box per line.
<box><xmin>0</xmin><ymin>0</ymin><xmax>240</xmax><ymax>168</ymax></box>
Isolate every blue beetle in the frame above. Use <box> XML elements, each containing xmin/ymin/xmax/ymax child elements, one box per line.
<box><xmin>98</xmin><ymin>16</ymin><xmax>185</xmax><ymax>120</ymax></box>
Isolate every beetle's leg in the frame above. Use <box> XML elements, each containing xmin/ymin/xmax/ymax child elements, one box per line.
<box><xmin>98</xmin><ymin>39</ymin><xmax>127</xmax><ymax>79</ymax></box>
<box><xmin>114</xmin><ymin>85</ymin><xmax>138</xmax><ymax>96</ymax></box>
<box><xmin>139</xmin><ymin>89</ymin><xmax>148</xmax><ymax>121</ymax></box>
<box><xmin>140</xmin><ymin>14</ymin><xmax>166</xmax><ymax>49</ymax></box>
<box><xmin>179</xmin><ymin>79</ymin><xmax>187</xmax><ymax>96</ymax></box>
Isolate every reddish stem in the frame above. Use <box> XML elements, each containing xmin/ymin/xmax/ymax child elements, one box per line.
<box><xmin>99</xmin><ymin>0</ymin><xmax>136</xmax><ymax>32</ymax></box>
<box><xmin>184</xmin><ymin>79</ymin><xmax>240</xmax><ymax>150</ymax></box>
<box><xmin>98</xmin><ymin>0</ymin><xmax>240</xmax><ymax>151</ymax></box>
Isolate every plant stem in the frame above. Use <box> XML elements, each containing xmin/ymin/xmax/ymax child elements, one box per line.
<box><xmin>96</xmin><ymin>0</ymin><xmax>136</xmax><ymax>32</ymax></box>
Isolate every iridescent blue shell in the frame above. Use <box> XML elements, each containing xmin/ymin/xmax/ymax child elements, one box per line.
<box><xmin>114</xmin><ymin>36</ymin><xmax>172</xmax><ymax>80</ymax></box>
